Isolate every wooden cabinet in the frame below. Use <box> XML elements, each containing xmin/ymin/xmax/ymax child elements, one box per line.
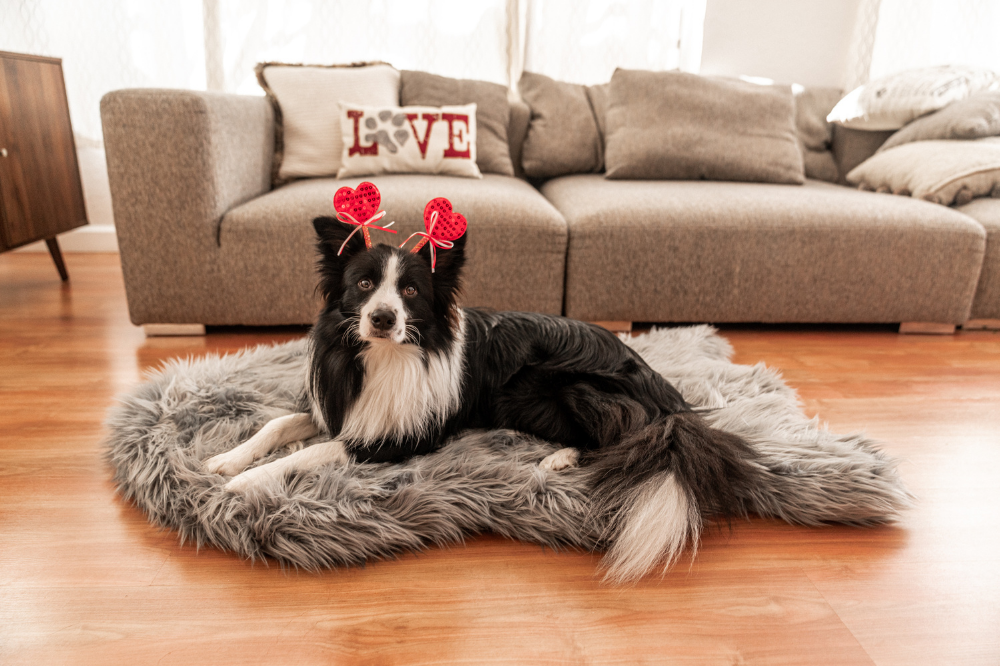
<box><xmin>0</xmin><ymin>50</ymin><xmax>88</xmax><ymax>280</ymax></box>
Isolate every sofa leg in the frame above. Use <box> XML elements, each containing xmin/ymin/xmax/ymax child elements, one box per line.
<box><xmin>590</xmin><ymin>321</ymin><xmax>633</xmax><ymax>334</ymax></box>
<box><xmin>962</xmin><ymin>319</ymin><xmax>1000</xmax><ymax>331</ymax></box>
<box><xmin>898</xmin><ymin>322</ymin><xmax>956</xmax><ymax>335</ymax></box>
<box><xmin>143</xmin><ymin>324</ymin><xmax>207</xmax><ymax>337</ymax></box>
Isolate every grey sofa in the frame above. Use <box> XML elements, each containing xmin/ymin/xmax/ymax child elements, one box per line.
<box><xmin>101</xmin><ymin>89</ymin><xmax>999</xmax><ymax>331</ymax></box>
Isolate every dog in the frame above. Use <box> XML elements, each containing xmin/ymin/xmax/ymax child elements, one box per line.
<box><xmin>206</xmin><ymin>215</ymin><xmax>765</xmax><ymax>581</ymax></box>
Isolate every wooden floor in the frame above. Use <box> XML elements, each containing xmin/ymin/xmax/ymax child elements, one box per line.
<box><xmin>2</xmin><ymin>253</ymin><xmax>999</xmax><ymax>666</ymax></box>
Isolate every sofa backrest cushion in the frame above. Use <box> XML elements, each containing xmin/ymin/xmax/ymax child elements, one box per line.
<box><xmin>399</xmin><ymin>70</ymin><xmax>514</xmax><ymax>177</ymax></box>
<box><xmin>255</xmin><ymin>62</ymin><xmax>400</xmax><ymax>185</ymax></box>
<box><xmin>517</xmin><ymin>71</ymin><xmax>605</xmax><ymax>179</ymax></box>
<box><xmin>508</xmin><ymin>99</ymin><xmax>531</xmax><ymax>179</ymax></box>
<box><xmin>794</xmin><ymin>86</ymin><xmax>842</xmax><ymax>183</ymax></box>
<box><xmin>604</xmin><ymin>69</ymin><xmax>805</xmax><ymax>184</ymax></box>
<box><xmin>832</xmin><ymin>126</ymin><xmax>893</xmax><ymax>183</ymax></box>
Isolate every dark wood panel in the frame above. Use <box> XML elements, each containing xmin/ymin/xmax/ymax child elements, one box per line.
<box><xmin>0</xmin><ymin>49</ymin><xmax>63</xmax><ymax>65</ymax></box>
<box><xmin>0</xmin><ymin>179</ymin><xmax>7</xmax><ymax>250</ymax></box>
<box><xmin>0</xmin><ymin>52</ymin><xmax>87</xmax><ymax>249</ymax></box>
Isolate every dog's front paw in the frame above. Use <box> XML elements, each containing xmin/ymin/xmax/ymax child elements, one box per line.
<box><xmin>224</xmin><ymin>465</ymin><xmax>280</xmax><ymax>493</ymax></box>
<box><xmin>204</xmin><ymin>448</ymin><xmax>255</xmax><ymax>477</ymax></box>
<box><xmin>539</xmin><ymin>447</ymin><xmax>579</xmax><ymax>471</ymax></box>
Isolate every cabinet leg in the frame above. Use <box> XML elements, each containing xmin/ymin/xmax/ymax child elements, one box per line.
<box><xmin>45</xmin><ymin>237</ymin><xmax>69</xmax><ymax>281</ymax></box>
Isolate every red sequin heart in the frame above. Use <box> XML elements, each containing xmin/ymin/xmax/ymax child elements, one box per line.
<box><xmin>334</xmin><ymin>182</ymin><xmax>381</xmax><ymax>222</ymax></box>
<box><xmin>423</xmin><ymin>197</ymin><xmax>467</xmax><ymax>241</ymax></box>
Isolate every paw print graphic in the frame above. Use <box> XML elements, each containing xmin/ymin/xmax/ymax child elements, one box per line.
<box><xmin>363</xmin><ymin>110</ymin><xmax>410</xmax><ymax>154</ymax></box>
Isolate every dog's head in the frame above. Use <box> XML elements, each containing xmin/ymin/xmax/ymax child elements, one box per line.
<box><xmin>312</xmin><ymin>217</ymin><xmax>465</xmax><ymax>348</ymax></box>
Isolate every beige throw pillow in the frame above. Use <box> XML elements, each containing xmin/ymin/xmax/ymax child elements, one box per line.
<box><xmin>847</xmin><ymin>137</ymin><xmax>1000</xmax><ymax>206</ymax></box>
<box><xmin>399</xmin><ymin>71</ymin><xmax>513</xmax><ymax>177</ymax></box>
<box><xmin>256</xmin><ymin>62</ymin><xmax>400</xmax><ymax>183</ymax></box>
<box><xmin>878</xmin><ymin>92</ymin><xmax>1000</xmax><ymax>153</ymax></box>
<box><xmin>337</xmin><ymin>103</ymin><xmax>481</xmax><ymax>179</ymax></box>
<box><xmin>604</xmin><ymin>69</ymin><xmax>804</xmax><ymax>184</ymax></box>
<box><xmin>828</xmin><ymin>65</ymin><xmax>1000</xmax><ymax>131</ymax></box>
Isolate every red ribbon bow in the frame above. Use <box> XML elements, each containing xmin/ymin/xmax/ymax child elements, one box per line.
<box><xmin>399</xmin><ymin>210</ymin><xmax>454</xmax><ymax>272</ymax></box>
<box><xmin>335</xmin><ymin>209</ymin><xmax>397</xmax><ymax>255</ymax></box>
<box><xmin>400</xmin><ymin>197</ymin><xmax>467</xmax><ymax>272</ymax></box>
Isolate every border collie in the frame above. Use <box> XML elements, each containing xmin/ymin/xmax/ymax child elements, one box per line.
<box><xmin>206</xmin><ymin>216</ymin><xmax>764</xmax><ymax>581</ymax></box>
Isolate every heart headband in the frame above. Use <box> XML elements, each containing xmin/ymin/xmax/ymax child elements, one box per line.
<box><xmin>333</xmin><ymin>182</ymin><xmax>398</xmax><ymax>254</ymax></box>
<box><xmin>399</xmin><ymin>197</ymin><xmax>468</xmax><ymax>272</ymax></box>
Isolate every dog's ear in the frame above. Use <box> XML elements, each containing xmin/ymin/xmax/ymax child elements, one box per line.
<box><xmin>421</xmin><ymin>232</ymin><xmax>465</xmax><ymax>320</ymax></box>
<box><xmin>313</xmin><ymin>217</ymin><xmax>366</xmax><ymax>303</ymax></box>
<box><xmin>313</xmin><ymin>216</ymin><xmax>366</xmax><ymax>260</ymax></box>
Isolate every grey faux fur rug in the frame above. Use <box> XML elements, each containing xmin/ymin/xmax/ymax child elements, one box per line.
<box><xmin>105</xmin><ymin>326</ymin><xmax>912</xmax><ymax>572</ymax></box>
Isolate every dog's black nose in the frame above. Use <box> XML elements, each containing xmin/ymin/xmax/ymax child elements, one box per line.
<box><xmin>370</xmin><ymin>309</ymin><xmax>396</xmax><ymax>331</ymax></box>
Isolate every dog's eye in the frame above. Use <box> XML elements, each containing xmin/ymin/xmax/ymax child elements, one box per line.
<box><xmin>404</xmin><ymin>286</ymin><xmax>417</xmax><ymax>297</ymax></box>
<box><xmin>358</xmin><ymin>279</ymin><xmax>373</xmax><ymax>290</ymax></box>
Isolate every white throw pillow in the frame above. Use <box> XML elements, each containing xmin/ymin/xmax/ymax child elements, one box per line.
<box><xmin>337</xmin><ymin>102</ymin><xmax>482</xmax><ymax>179</ymax></box>
<box><xmin>846</xmin><ymin>137</ymin><xmax>1000</xmax><ymax>206</ymax></box>
<box><xmin>828</xmin><ymin>65</ymin><xmax>1000</xmax><ymax>131</ymax></box>
<box><xmin>257</xmin><ymin>63</ymin><xmax>400</xmax><ymax>181</ymax></box>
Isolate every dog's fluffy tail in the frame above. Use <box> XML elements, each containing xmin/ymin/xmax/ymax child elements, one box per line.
<box><xmin>587</xmin><ymin>411</ymin><xmax>914</xmax><ymax>583</ymax></box>
<box><xmin>586</xmin><ymin>411</ymin><xmax>764</xmax><ymax>584</ymax></box>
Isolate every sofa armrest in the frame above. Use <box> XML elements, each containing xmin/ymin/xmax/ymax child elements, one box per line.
<box><xmin>100</xmin><ymin>89</ymin><xmax>273</xmax><ymax>324</ymax></box>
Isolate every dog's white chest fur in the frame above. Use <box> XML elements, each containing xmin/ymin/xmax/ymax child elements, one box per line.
<box><xmin>336</xmin><ymin>312</ymin><xmax>466</xmax><ymax>444</ymax></box>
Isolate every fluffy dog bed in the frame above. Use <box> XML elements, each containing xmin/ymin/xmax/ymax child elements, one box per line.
<box><xmin>106</xmin><ymin>326</ymin><xmax>912</xmax><ymax>572</ymax></box>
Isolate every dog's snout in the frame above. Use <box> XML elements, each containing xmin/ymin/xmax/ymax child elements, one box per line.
<box><xmin>370</xmin><ymin>309</ymin><xmax>396</xmax><ymax>331</ymax></box>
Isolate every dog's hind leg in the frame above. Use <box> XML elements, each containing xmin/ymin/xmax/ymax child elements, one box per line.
<box><xmin>205</xmin><ymin>413</ymin><xmax>319</xmax><ymax>476</ymax></box>
<box><xmin>224</xmin><ymin>439</ymin><xmax>348</xmax><ymax>493</ymax></box>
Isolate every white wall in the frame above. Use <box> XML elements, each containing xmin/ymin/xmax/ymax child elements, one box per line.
<box><xmin>700</xmin><ymin>0</ymin><xmax>861</xmax><ymax>88</ymax></box>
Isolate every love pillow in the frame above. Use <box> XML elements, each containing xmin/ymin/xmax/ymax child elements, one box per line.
<box><xmin>337</xmin><ymin>102</ymin><xmax>482</xmax><ymax>179</ymax></box>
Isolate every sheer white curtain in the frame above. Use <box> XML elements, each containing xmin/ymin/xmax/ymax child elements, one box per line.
<box><xmin>522</xmin><ymin>0</ymin><xmax>706</xmax><ymax>85</ymax></box>
<box><xmin>847</xmin><ymin>0</ymin><xmax>1000</xmax><ymax>88</ymax></box>
<box><xmin>210</xmin><ymin>0</ymin><xmax>510</xmax><ymax>95</ymax></box>
<box><xmin>0</xmin><ymin>0</ymin><xmax>206</xmax><ymax>143</ymax></box>
<box><xmin>0</xmin><ymin>0</ymin><xmax>705</xmax><ymax>143</ymax></box>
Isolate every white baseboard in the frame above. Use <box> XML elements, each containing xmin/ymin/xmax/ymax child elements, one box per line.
<box><xmin>15</xmin><ymin>225</ymin><xmax>118</xmax><ymax>253</ymax></box>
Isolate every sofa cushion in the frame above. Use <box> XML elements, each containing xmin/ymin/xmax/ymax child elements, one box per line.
<box><xmin>220</xmin><ymin>174</ymin><xmax>568</xmax><ymax>318</ymax></box>
<box><xmin>518</xmin><ymin>71</ymin><xmax>604</xmax><ymax>179</ymax></box>
<box><xmin>828</xmin><ymin>65</ymin><xmax>1000</xmax><ymax>131</ymax></box>
<box><xmin>542</xmin><ymin>175</ymin><xmax>985</xmax><ymax>323</ymax></box>
<box><xmin>956</xmin><ymin>196</ymin><xmax>1000</xmax><ymax>319</ymax></box>
<box><xmin>508</xmin><ymin>99</ymin><xmax>530</xmax><ymax>179</ymax></box>
<box><xmin>604</xmin><ymin>70</ymin><xmax>805</xmax><ymax>184</ymax></box>
<box><xmin>399</xmin><ymin>70</ymin><xmax>514</xmax><ymax>177</ymax></box>
<box><xmin>588</xmin><ymin>82</ymin><xmax>610</xmax><ymax>145</ymax></box>
<box><xmin>879</xmin><ymin>91</ymin><xmax>1000</xmax><ymax>153</ymax></box>
<box><xmin>795</xmin><ymin>86</ymin><xmax>842</xmax><ymax>183</ymax></box>
<box><xmin>847</xmin><ymin>138</ymin><xmax>1000</xmax><ymax>206</ymax></box>
<box><xmin>255</xmin><ymin>62</ymin><xmax>400</xmax><ymax>184</ymax></box>
<box><xmin>336</xmin><ymin>102</ymin><xmax>482</xmax><ymax>179</ymax></box>
<box><xmin>832</xmin><ymin>125</ymin><xmax>893</xmax><ymax>183</ymax></box>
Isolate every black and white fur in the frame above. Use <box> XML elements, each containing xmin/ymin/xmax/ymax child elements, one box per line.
<box><xmin>206</xmin><ymin>217</ymin><xmax>765</xmax><ymax>582</ymax></box>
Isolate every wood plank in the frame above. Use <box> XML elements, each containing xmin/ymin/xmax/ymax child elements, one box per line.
<box><xmin>590</xmin><ymin>320</ymin><xmax>632</xmax><ymax>333</ymax></box>
<box><xmin>1</xmin><ymin>253</ymin><xmax>999</xmax><ymax>665</ymax></box>
<box><xmin>898</xmin><ymin>322</ymin><xmax>956</xmax><ymax>335</ymax></box>
<box><xmin>963</xmin><ymin>318</ymin><xmax>1000</xmax><ymax>331</ymax></box>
